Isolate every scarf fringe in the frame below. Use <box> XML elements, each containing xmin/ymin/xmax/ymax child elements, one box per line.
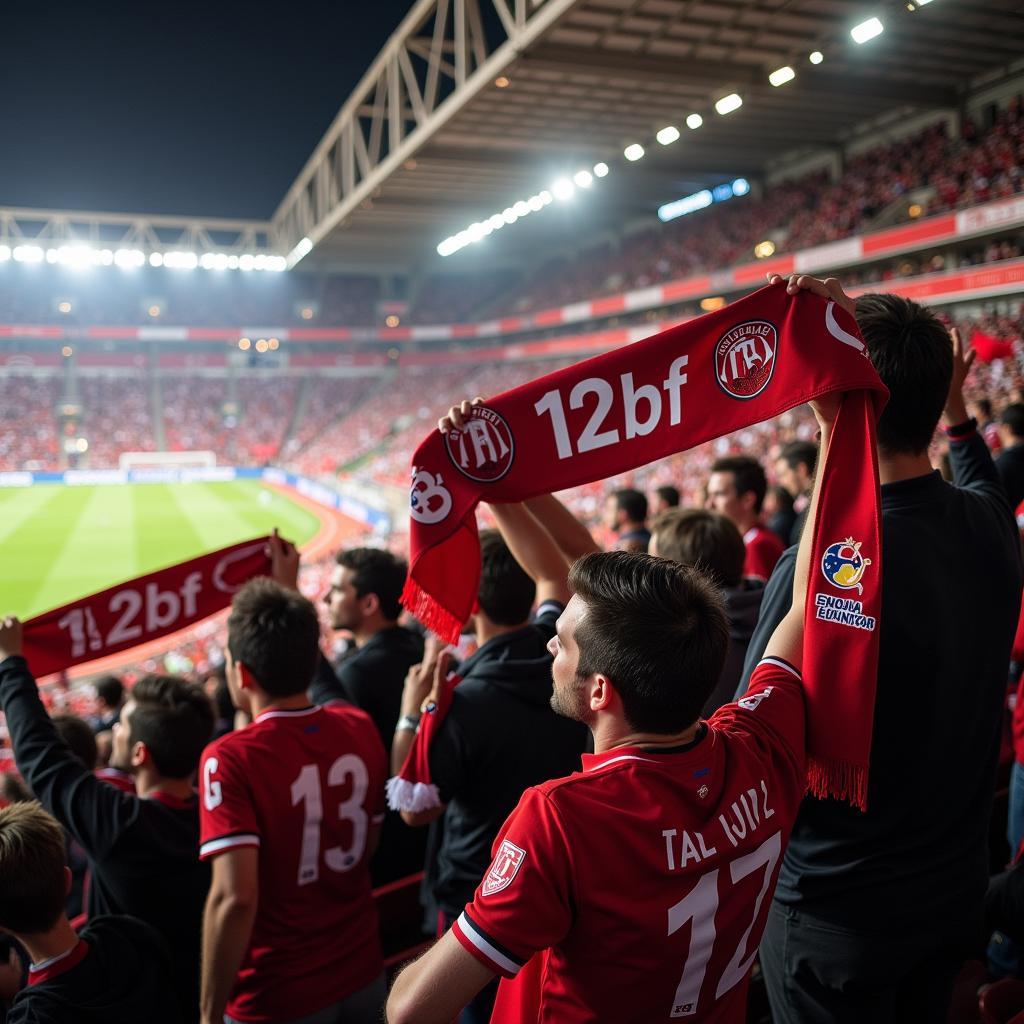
<box><xmin>807</xmin><ymin>756</ymin><xmax>868</xmax><ymax>812</ymax></box>
<box><xmin>386</xmin><ymin>776</ymin><xmax>442</xmax><ymax>814</ymax></box>
<box><xmin>401</xmin><ymin>577</ymin><xmax>462</xmax><ymax>644</ymax></box>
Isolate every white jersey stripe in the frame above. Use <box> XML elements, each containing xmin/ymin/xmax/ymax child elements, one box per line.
<box><xmin>759</xmin><ymin>656</ymin><xmax>801</xmax><ymax>680</ymax></box>
<box><xmin>583</xmin><ymin>753</ymin><xmax>659</xmax><ymax>774</ymax></box>
<box><xmin>200</xmin><ymin>834</ymin><xmax>261</xmax><ymax>857</ymax></box>
<box><xmin>457</xmin><ymin>913</ymin><xmax>522</xmax><ymax>976</ymax></box>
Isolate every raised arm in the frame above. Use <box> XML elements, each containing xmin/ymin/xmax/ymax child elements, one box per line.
<box><xmin>523</xmin><ymin>493</ymin><xmax>601</xmax><ymax>565</ymax></box>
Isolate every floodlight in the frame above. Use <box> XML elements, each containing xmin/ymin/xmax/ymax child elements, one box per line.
<box><xmin>593</xmin><ymin>162</ymin><xmax>609</xmax><ymax>178</ymax></box>
<box><xmin>574</xmin><ymin>170</ymin><xmax>593</xmax><ymax>188</ymax></box>
<box><xmin>0</xmin><ymin>245</ymin><xmax>10</xmax><ymax>262</ymax></box>
<box><xmin>809</xmin><ymin>50</ymin><xmax>824</xmax><ymax>64</ymax></box>
<box><xmin>552</xmin><ymin>178</ymin><xmax>575</xmax><ymax>200</ymax></box>
<box><xmin>656</xmin><ymin>126</ymin><xmax>680</xmax><ymax>146</ymax></box>
<box><xmin>715</xmin><ymin>94</ymin><xmax>743</xmax><ymax>116</ymax></box>
<box><xmin>528</xmin><ymin>195</ymin><xmax>544</xmax><ymax>211</ymax></box>
<box><xmin>623</xmin><ymin>143</ymin><xmax>645</xmax><ymax>162</ymax></box>
<box><xmin>851</xmin><ymin>17</ymin><xmax>883</xmax><ymax>43</ymax></box>
<box><xmin>13</xmin><ymin>245</ymin><xmax>45</xmax><ymax>263</ymax></box>
<box><xmin>769</xmin><ymin>66</ymin><xmax>795</xmax><ymax>87</ymax></box>
<box><xmin>686</xmin><ymin>114</ymin><xmax>703</xmax><ymax>130</ymax></box>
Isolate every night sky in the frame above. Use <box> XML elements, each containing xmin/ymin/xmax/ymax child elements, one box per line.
<box><xmin>0</xmin><ymin>1</ymin><xmax>410</xmax><ymax>219</ymax></box>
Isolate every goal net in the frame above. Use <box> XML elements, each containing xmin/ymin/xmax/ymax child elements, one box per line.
<box><xmin>119</xmin><ymin>450</ymin><xmax>217</xmax><ymax>471</ymax></box>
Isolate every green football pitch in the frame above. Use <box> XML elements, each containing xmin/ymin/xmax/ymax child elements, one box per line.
<box><xmin>0</xmin><ymin>480</ymin><xmax>323</xmax><ymax>619</ymax></box>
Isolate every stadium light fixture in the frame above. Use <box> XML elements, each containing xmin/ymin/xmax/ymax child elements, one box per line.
<box><xmin>528</xmin><ymin>194</ymin><xmax>544</xmax><ymax>211</ymax></box>
<box><xmin>0</xmin><ymin>245</ymin><xmax>10</xmax><ymax>262</ymax></box>
<box><xmin>851</xmin><ymin>17</ymin><xmax>883</xmax><ymax>43</ymax></box>
<box><xmin>659</xmin><ymin>178</ymin><xmax>750</xmax><ymax>223</ymax></box>
<box><xmin>732</xmin><ymin>178</ymin><xmax>750</xmax><ymax>196</ymax></box>
<box><xmin>539</xmin><ymin>190</ymin><xmax>553</xmax><ymax>204</ymax></box>
<box><xmin>114</xmin><ymin>248</ymin><xmax>145</xmax><ymax>269</ymax></box>
<box><xmin>754</xmin><ymin>240</ymin><xmax>776</xmax><ymax>259</ymax></box>
<box><xmin>287</xmin><ymin>236</ymin><xmax>313</xmax><ymax>269</ymax></box>
<box><xmin>809</xmin><ymin>50</ymin><xmax>824</xmax><ymax>64</ymax></box>
<box><xmin>574</xmin><ymin>170</ymin><xmax>594</xmax><ymax>188</ymax></box>
<box><xmin>715</xmin><ymin>94</ymin><xmax>743</xmax><ymax>116</ymax></box>
<box><xmin>686</xmin><ymin>114</ymin><xmax>703</xmax><ymax>130</ymax></box>
<box><xmin>769</xmin><ymin>66</ymin><xmax>795</xmax><ymax>87</ymax></box>
<box><xmin>552</xmin><ymin>178</ymin><xmax>575</xmax><ymax>200</ymax></box>
<box><xmin>13</xmin><ymin>245</ymin><xmax>45</xmax><ymax>263</ymax></box>
<box><xmin>623</xmin><ymin>143</ymin><xmax>645</xmax><ymax>162</ymax></box>
<box><xmin>593</xmin><ymin>162</ymin><xmax>609</xmax><ymax>178</ymax></box>
<box><xmin>656</xmin><ymin>126</ymin><xmax>680</xmax><ymax>146</ymax></box>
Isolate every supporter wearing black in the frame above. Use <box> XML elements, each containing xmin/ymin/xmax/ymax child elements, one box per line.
<box><xmin>996</xmin><ymin>402</ymin><xmax>1024</xmax><ymax>508</ymax></box>
<box><xmin>765</xmin><ymin>483</ymin><xmax>797</xmax><ymax>546</ymax></box>
<box><xmin>742</xmin><ymin>277</ymin><xmax>1022</xmax><ymax>1023</ymax></box>
<box><xmin>775</xmin><ymin>440</ymin><xmax>817</xmax><ymax>544</ymax></box>
<box><xmin>304</xmin><ymin>545</ymin><xmax>425</xmax><ymax>886</ymax></box>
<box><xmin>0</xmin><ymin>618</ymin><xmax>213</xmax><ymax>1024</ymax></box>
<box><xmin>650</xmin><ymin>484</ymin><xmax>680</xmax><ymax>516</ymax></box>
<box><xmin>0</xmin><ymin>802</ymin><xmax>181</xmax><ymax>1024</ymax></box>
<box><xmin>394</xmin><ymin>421</ymin><xmax>593</xmax><ymax>1022</ymax></box>
<box><xmin>602</xmin><ymin>487</ymin><xmax>651</xmax><ymax>551</ymax></box>
<box><xmin>88</xmin><ymin>675</ymin><xmax>124</xmax><ymax>734</ymax></box>
<box><xmin>311</xmin><ymin>547</ymin><xmax>424</xmax><ymax>745</ymax></box>
<box><xmin>650</xmin><ymin>508</ymin><xmax>764</xmax><ymax>715</ymax></box>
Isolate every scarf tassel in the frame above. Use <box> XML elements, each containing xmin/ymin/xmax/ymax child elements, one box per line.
<box><xmin>401</xmin><ymin>577</ymin><xmax>463</xmax><ymax>645</ymax></box>
<box><xmin>807</xmin><ymin>756</ymin><xmax>868</xmax><ymax>812</ymax></box>
<box><xmin>386</xmin><ymin>776</ymin><xmax>443</xmax><ymax>814</ymax></box>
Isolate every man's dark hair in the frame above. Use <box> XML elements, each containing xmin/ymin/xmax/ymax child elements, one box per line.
<box><xmin>568</xmin><ymin>551</ymin><xmax>729</xmax><ymax>733</ymax></box>
<box><xmin>335</xmin><ymin>547</ymin><xmax>408</xmax><ymax>621</ymax></box>
<box><xmin>128</xmin><ymin>675</ymin><xmax>215</xmax><ymax>779</ymax></box>
<box><xmin>0</xmin><ymin>803</ymin><xmax>68</xmax><ymax>935</ymax></box>
<box><xmin>778</xmin><ymin>440</ymin><xmax>818</xmax><ymax>476</ymax></box>
<box><xmin>854</xmin><ymin>292</ymin><xmax>953</xmax><ymax>455</ymax></box>
<box><xmin>655</xmin><ymin>485</ymin><xmax>680</xmax><ymax>509</ymax></box>
<box><xmin>1002</xmin><ymin>403</ymin><xmax>1024</xmax><ymax>440</ymax></box>
<box><xmin>94</xmin><ymin>675</ymin><xmax>124</xmax><ymax>709</ymax></box>
<box><xmin>228</xmin><ymin>578</ymin><xmax>322</xmax><ymax>698</ymax></box>
<box><xmin>52</xmin><ymin>714</ymin><xmax>98</xmax><ymax>769</ymax></box>
<box><xmin>975</xmin><ymin>397</ymin><xmax>993</xmax><ymax>420</ymax></box>
<box><xmin>478</xmin><ymin>529</ymin><xmax>536</xmax><ymax>626</ymax></box>
<box><xmin>652</xmin><ymin>509</ymin><xmax>746</xmax><ymax>588</ymax></box>
<box><xmin>711</xmin><ymin>455</ymin><xmax>768</xmax><ymax>513</ymax></box>
<box><xmin>612</xmin><ymin>488</ymin><xmax>648</xmax><ymax>525</ymax></box>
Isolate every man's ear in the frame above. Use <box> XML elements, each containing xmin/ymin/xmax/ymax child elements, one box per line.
<box><xmin>361</xmin><ymin>592</ymin><xmax>381</xmax><ymax>617</ymax></box>
<box><xmin>589</xmin><ymin>673</ymin><xmax>616</xmax><ymax>714</ymax></box>
<box><xmin>238</xmin><ymin>663</ymin><xmax>259</xmax><ymax>692</ymax></box>
<box><xmin>130</xmin><ymin>740</ymin><xmax>149</xmax><ymax>771</ymax></box>
<box><xmin>740</xmin><ymin>490</ymin><xmax>757</xmax><ymax>516</ymax></box>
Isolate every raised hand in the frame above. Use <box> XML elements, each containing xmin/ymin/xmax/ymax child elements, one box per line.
<box><xmin>438</xmin><ymin>397</ymin><xmax>484</xmax><ymax>434</ymax></box>
<box><xmin>767</xmin><ymin>272</ymin><xmax>857</xmax><ymax>319</ymax></box>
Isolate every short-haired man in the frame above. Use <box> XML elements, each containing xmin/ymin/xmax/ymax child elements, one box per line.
<box><xmin>603</xmin><ymin>487</ymin><xmax>650</xmax><ymax>552</ymax></box>
<box><xmin>0</xmin><ymin>802</ymin><xmax>181</xmax><ymax>1024</ymax></box>
<box><xmin>199</xmin><ymin>568</ymin><xmax>388</xmax><ymax>1024</ymax></box>
<box><xmin>388</xmin><ymin>387</ymin><xmax>833</xmax><ymax>1020</ymax></box>
<box><xmin>651</xmin><ymin>508</ymin><xmax>765</xmax><ymax>715</ymax></box>
<box><xmin>740</xmin><ymin>276</ymin><xmax>1022</xmax><ymax>1023</ymax></box>
<box><xmin>650</xmin><ymin>484</ymin><xmax>681</xmax><ymax>517</ymax></box>
<box><xmin>310</xmin><ymin>545</ymin><xmax>426</xmax><ymax>884</ymax></box>
<box><xmin>0</xmin><ymin>620</ymin><xmax>213</xmax><ymax>1023</ymax></box>
<box><xmin>89</xmin><ymin>675</ymin><xmax>125</xmax><ymax>733</ymax></box>
<box><xmin>996</xmin><ymin>402</ymin><xmax>1024</xmax><ymax>508</ymax></box>
<box><xmin>774</xmin><ymin>440</ymin><xmax>817</xmax><ymax>544</ymax></box>
<box><xmin>706</xmin><ymin>455</ymin><xmax>785</xmax><ymax>580</ymax></box>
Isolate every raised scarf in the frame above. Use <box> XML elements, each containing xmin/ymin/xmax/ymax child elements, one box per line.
<box><xmin>21</xmin><ymin>536</ymin><xmax>272</xmax><ymax>677</ymax></box>
<box><xmin>402</xmin><ymin>284</ymin><xmax>886</xmax><ymax>809</ymax></box>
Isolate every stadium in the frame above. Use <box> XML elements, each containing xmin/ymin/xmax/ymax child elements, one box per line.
<box><xmin>2</xmin><ymin>0</ymin><xmax>1024</xmax><ymax>1020</ymax></box>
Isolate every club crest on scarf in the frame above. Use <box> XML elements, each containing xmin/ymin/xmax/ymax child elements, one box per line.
<box><xmin>444</xmin><ymin>404</ymin><xmax>516</xmax><ymax>482</ymax></box>
<box><xmin>410</xmin><ymin>468</ymin><xmax>453</xmax><ymax>525</ymax></box>
<box><xmin>715</xmin><ymin>320</ymin><xmax>778</xmax><ymax>399</ymax></box>
<box><xmin>821</xmin><ymin>538</ymin><xmax>872</xmax><ymax>594</ymax></box>
<box><xmin>482</xmin><ymin>839</ymin><xmax>527</xmax><ymax>896</ymax></box>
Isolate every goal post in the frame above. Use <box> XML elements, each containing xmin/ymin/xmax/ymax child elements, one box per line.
<box><xmin>118</xmin><ymin>450</ymin><xmax>217</xmax><ymax>471</ymax></box>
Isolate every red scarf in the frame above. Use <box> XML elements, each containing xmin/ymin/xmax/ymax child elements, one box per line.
<box><xmin>21</xmin><ymin>537</ymin><xmax>272</xmax><ymax>677</ymax></box>
<box><xmin>403</xmin><ymin>285</ymin><xmax>887</xmax><ymax>809</ymax></box>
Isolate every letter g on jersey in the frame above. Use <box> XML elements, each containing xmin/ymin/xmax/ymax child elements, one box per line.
<box><xmin>410</xmin><ymin>468</ymin><xmax>453</xmax><ymax>525</ymax></box>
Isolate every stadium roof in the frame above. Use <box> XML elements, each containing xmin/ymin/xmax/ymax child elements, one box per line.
<box><xmin>275</xmin><ymin>0</ymin><xmax>1024</xmax><ymax>272</ymax></box>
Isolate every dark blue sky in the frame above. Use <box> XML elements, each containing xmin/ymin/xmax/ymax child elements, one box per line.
<box><xmin>0</xmin><ymin>1</ymin><xmax>410</xmax><ymax>218</ymax></box>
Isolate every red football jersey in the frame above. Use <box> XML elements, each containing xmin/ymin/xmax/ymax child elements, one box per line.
<box><xmin>742</xmin><ymin>525</ymin><xmax>785</xmax><ymax>582</ymax></box>
<box><xmin>452</xmin><ymin>658</ymin><xmax>806</xmax><ymax>1023</ymax></box>
<box><xmin>199</xmin><ymin>705</ymin><xmax>387</xmax><ymax>1023</ymax></box>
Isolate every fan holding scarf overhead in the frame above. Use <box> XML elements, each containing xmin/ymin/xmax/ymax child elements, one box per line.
<box><xmin>397</xmin><ymin>279</ymin><xmax>887</xmax><ymax>811</ymax></box>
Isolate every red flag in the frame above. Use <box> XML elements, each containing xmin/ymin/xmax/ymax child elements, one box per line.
<box><xmin>21</xmin><ymin>536</ymin><xmax>272</xmax><ymax>677</ymax></box>
<box><xmin>971</xmin><ymin>330</ymin><xmax>1014</xmax><ymax>363</ymax></box>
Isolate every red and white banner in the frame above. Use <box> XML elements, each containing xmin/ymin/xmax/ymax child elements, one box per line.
<box><xmin>21</xmin><ymin>537</ymin><xmax>271</xmax><ymax>677</ymax></box>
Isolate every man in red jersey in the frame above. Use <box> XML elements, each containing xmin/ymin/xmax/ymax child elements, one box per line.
<box><xmin>706</xmin><ymin>455</ymin><xmax>785</xmax><ymax>581</ymax></box>
<box><xmin>199</xmin><ymin>549</ymin><xmax>388</xmax><ymax>1024</ymax></box>
<box><xmin>387</xmin><ymin>395</ymin><xmax>837</xmax><ymax>1023</ymax></box>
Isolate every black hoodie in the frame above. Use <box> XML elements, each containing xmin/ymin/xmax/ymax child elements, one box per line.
<box><xmin>702</xmin><ymin>578</ymin><xmax>765</xmax><ymax>717</ymax></box>
<box><xmin>426</xmin><ymin>603</ymin><xmax>589</xmax><ymax>916</ymax></box>
<box><xmin>8</xmin><ymin>917</ymin><xmax>182</xmax><ymax>1024</ymax></box>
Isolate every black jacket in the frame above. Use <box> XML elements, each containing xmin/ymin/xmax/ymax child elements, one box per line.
<box><xmin>8</xmin><ymin>917</ymin><xmax>181</xmax><ymax>1024</ymax></box>
<box><xmin>703</xmin><ymin>578</ymin><xmax>764</xmax><ymax>717</ymax></box>
<box><xmin>739</xmin><ymin>425</ymin><xmax>1022</xmax><ymax>929</ymax></box>
<box><xmin>0</xmin><ymin>658</ymin><xmax>209</xmax><ymax>1022</ymax></box>
<box><xmin>996</xmin><ymin>441</ymin><xmax>1024</xmax><ymax>510</ymax></box>
<box><xmin>426</xmin><ymin>604</ymin><xmax>589</xmax><ymax>915</ymax></box>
